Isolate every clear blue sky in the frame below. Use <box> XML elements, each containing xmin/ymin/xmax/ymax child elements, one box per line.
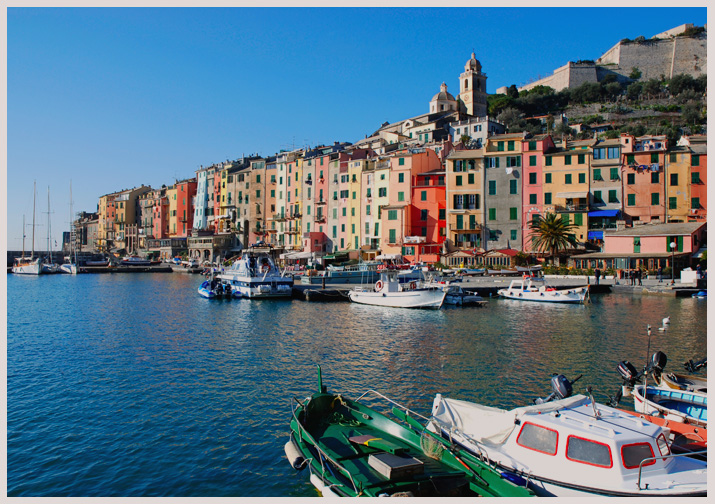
<box><xmin>7</xmin><ymin>7</ymin><xmax>706</xmax><ymax>250</ymax></box>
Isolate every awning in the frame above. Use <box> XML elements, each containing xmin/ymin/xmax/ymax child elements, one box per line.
<box><xmin>323</xmin><ymin>252</ymin><xmax>348</xmax><ymax>259</ymax></box>
<box><xmin>282</xmin><ymin>251</ymin><xmax>313</xmax><ymax>260</ymax></box>
<box><xmin>588</xmin><ymin>231</ymin><xmax>604</xmax><ymax>240</ymax></box>
<box><xmin>692</xmin><ymin>246</ymin><xmax>706</xmax><ymax>259</ymax></box>
<box><xmin>556</xmin><ymin>191</ymin><xmax>589</xmax><ymax>199</ymax></box>
<box><xmin>376</xmin><ymin>253</ymin><xmax>402</xmax><ymax>260</ymax></box>
<box><xmin>588</xmin><ymin>210</ymin><xmax>620</xmax><ymax>218</ymax></box>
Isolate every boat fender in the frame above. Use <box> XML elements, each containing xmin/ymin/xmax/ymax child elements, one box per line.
<box><xmin>375</xmin><ymin>280</ymin><xmax>383</xmax><ymax>291</ymax></box>
<box><xmin>501</xmin><ymin>471</ymin><xmax>528</xmax><ymax>487</ymax></box>
<box><xmin>284</xmin><ymin>440</ymin><xmax>307</xmax><ymax>470</ymax></box>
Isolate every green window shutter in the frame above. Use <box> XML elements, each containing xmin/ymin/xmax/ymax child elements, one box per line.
<box><xmin>529</xmin><ymin>193</ymin><xmax>537</xmax><ymax>204</ymax></box>
<box><xmin>565</xmin><ymin>174</ymin><xmax>572</xmax><ymax>184</ymax></box>
<box><xmin>565</xmin><ymin>155</ymin><xmax>572</xmax><ymax>165</ymax></box>
<box><xmin>488</xmin><ymin>180</ymin><xmax>496</xmax><ymax>195</ymax></box>
<box><xmin>398</xmin><ymin>173</ymin><xmax>404</xmax><ymax>183</ymax></box>
<box><xmin>651</xmin><ymin>193</ymin><xmax>659</xmax><ymax>206</ymax></box>
<box><xmin>608</xmin><ymin>190</ymin><xmax>618</xmax><ymax>203</ymax></box>
<box><xmin>510</xmin><ymin>179</ymin><xmax>517</xmax><ymax>194</ymax></box>
<box><xmin>421</xmin><ymin>191</ymin><xmax>427</xmax><ymax>201</ymax></box>
<box><xmin>594</xmin><ymin>190</ymin><xmax>602</xmax><ymax>203</ymax></box>
<box><xmin>398</xmin><ymin>158</ymin><xmax>405</xmax><ymax>166</ymax></box>
<box><xmin>545</xmin><ymin>157</ymin><xmax>552</xmax><ymax>166</ymax></box>
<box><xmin>488</xmin><ymin>208</ymin><xmax>496</xmax><ymax>220</ymax></box>
<box><xmin>509</xmin><ymin>207</ymin><xmax>517</xmax><ymax>220</ymax></box>
<box><xmin>691</xmin><ymin>172</ymin><xmax>701</xmax><ymax>184</ymax></box>
<box><xmin>578</xmin><ymin>154</ymin><xmax>585</xmax><ymax>164</ymax></box>
<box><xmin>692</xmin><ymin>197</ymin><xmax>700</xmax><ymax>209</ymax></box>
<box><xmin>627</xmin><ymin>194</ymin><xmax>635</xmax><ymax>206</ymax></box>
<box><xmin>528</xmin><ymin>141</ymin><xmax>536</xmax><ymax>151</ymax></box>
<box><xmin>498</xmin><ymin>141</ymin><xmax>504</xmax><ymax>151</ymax></box>
<box><xmin>544</xmin><ymin>193</ymin><xmax>552</xmax><ymax>204</ymax></box>
<box><xmin>456</xmin><ymin>215</ymin><xmax>463</xmax><ymax>229</ymax></box>
<box><xmin>593</xmin><ymin>168</ymin><xmax>602</xmax><ymax>180</ymax></box>
<box><xmin>529</xmin><ymin>172</ymin><xmax>537</xmax><ymax>184</ymax></box>
<box><xmin>388</xmin><ymin>210</ymin><xmax>397</xmax><ymax>220</ymax></box>
<box><xmin>610</xmin><ymin>168</ymin><xmax>619</xmax><ymax>180</ymax></box>
<box><xmin>562</xmin><ymin>214</ymin><xmax>570</xmax><ymax>225</ymax></box>
<box><xmin>511</xmin><ymin>229</ymin><xmax>517</xmax><ymax>240</ymax></box>
<box><xmin>627</xmin><ymin>154</ymin><xmax>635</xmax><ymax>164</ymax></box>
<box><xmin>545</xmin><ymin>173</ymin><xmax>552</xmax><ymax>183</ymax></box>
<box><xmin>574</xmin><ymin>213</ymin><xmax>583</xmax><ymax>226</ymax></box>
<box><xmin>651</xmin><ymin>153</ymin><xmax>658</xmax><ymax>163</ymax></box>
<box><xmin>398</xmin><ymin>192</ymin><xmax>404</xmax><ymax>202</ymax></box>
<box><xmin>495</xmin><ymin>157</ymin><xmax>500</xmax><ymax>168</ymax></box>
<box><xmin>456</xmin><ymin>176</ymin><xmax>463</xmax><ymax>186</ymax></box>
<box><xmin>634</xmin><ymin>237</ymin><xmax>641</xmax><ymax>253</ymax></box>
<box><xmin>389</xmin><ymin>229</ymin><xmax>396</xmax><ymax>243</ymax></box>
<box><xmin>468</xmin><ymin>173</ymin><xmax>475</xmax><ymax>184</ymax></box>
<box><xmin>669</xmin><ymin>197</ymin><xmax>677</xmax><ymax>209</ymax></box>
<box><xmin>651</xmin><ymin>172</ymin><xmax>659</xmax><ymax>184</ymax></box>
<box><xmin>439</xmin><ymin>209</ymin><xmax>445</xmax><ymax>220</ymax></box>
<box><xmin>507</xmin><ymin>140</ymin><xmax>514</xmax><ymax>151</ymax></box>
<box><xmin>670</xmin><ymin>173</ymin><xmax>678</xmax><ymax>186</ymax></box>
<box><xmin>669</xmin><ymin>153</ymin><xmax>677</xmax><ymax>162</ymax></box>
<box><xmin>529</xmin><ymin>155</ymin><xmax>537</xmax><ymax>166</ymax></box>
<box><xmin>692</xmin><ymin>155</ymin><xmax>700</xmax><ymax>166</ymax></box>
<box><xmin>578</xmin><ymin>173</ymin><xmax>585</xmax><ymax>184</ymax></box>
<box><xmin>627</xmin><ymin>173</ymin><xmax>635</xmax><ymax>185</ymax></box>
<box><xmin>469</xmin><ymin>215</ymin><xmax>476</xmax><ymax>229</ymax></box>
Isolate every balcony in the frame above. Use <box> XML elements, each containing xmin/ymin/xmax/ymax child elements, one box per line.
<box><xmin>316</xmin><ymin>199</ymin><xmax>327</xmax><ymax>205</ymax></box>
<box><xmin>555</xmin><ymin>204</ymin><xmax>589</xmax><ymax>212</ymax></box>
<box><xmin>252</xmin><ymin>226</ymin><xmax>267</xmax><ymax>234</ymax></box>
<box><xmin>273</xmin><ymin>213</ymin><xmax>286</xmax><ymax>222</ymax></box>
<box><xmin>588</xmin><ymin>223</ymin><xmax>618</xmax><ymax>230</ymax></box>
<box><xmin>316</xmin><ymin>216</ymin><xmax>326</xmax><ymax>223</ymax></box>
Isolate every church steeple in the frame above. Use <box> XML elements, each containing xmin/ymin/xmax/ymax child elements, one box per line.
<box><xmin>459</xmin><ymin>52</ymin><xmax>488</xmax><ymax>117</ymax></box>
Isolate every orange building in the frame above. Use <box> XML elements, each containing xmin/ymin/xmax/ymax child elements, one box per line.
<box><xmin>404</xmin><ymin>168</ymin><xmax>446</xmax><ymax>264</ymax></box>
<box><xmin>620</xmin><ymin>134</ymin><xmax>668</xmax><ymax>224</ymax></box>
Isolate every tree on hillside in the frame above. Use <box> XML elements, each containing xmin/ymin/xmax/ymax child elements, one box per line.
<box><xmin>507</xmin><ymin>84</ymin><xmax>519</xmax><ymax>99</ymax></box>
<box><xmin>529</xmin><ymin>213</ymin><xmax>579</xmax><ymax>265</ymax></box>
<box><xmin>629</xmin><ymin>67</ymin><xmax>642</xmax><ymax>80</ymax></box>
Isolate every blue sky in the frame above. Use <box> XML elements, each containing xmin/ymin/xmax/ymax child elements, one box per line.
<box><xmin>6</xmin><ymin>7</ymin><xmax>707</xmax><ymax>250</ymax></box>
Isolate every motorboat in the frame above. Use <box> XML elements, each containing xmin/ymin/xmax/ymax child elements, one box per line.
<box><xmin>516</xmin><ymin>265</ymin><xmax>542</xmax><ymax>274</ymax></box>
<box><xmin>300</xmin><ymin>260</ymin><xmax>381</xmax><ymax>285</ymax></box>
<box><xmin>692</xmin><ymin>290</ymin><xmax>706</xmax><ymax>298</ymax></box>
<box><xmin>285</xmin><ymin>367</ymin><xmax>534</xmax><ymax>497</ymax></box>
<box><xmin>618</xmin><ymin>409</ymin><xmax>707</xmax><ymax>459</ymax></box>
<box><xmin>488</xmin><ymin>268</ymin><xmax>518</xmax><ymax>276</ymax></box>
<box><xmin>218</xmin><ymin>245</ymin><xmax>293</xmax><ymax>298</ymax></box>
<box><xmin>348</xmin><ymin>272</ymin><xmax>445</xmax><ymax>309</ymax></box>
<box><xmin>121</xmin><ymin>256</ymin><xmax>153</xmax><ymax>266</ymax></box>
<box><xmin>657</xmin><ymin>372</ymin><xmax>707</xmax><ymax>394</ymax></box>
<box><xmin>170</xmin><ymin>259</ymin><xmax>203</xmax><ymax>274</ymax></box>
<box><xmin>498</xmin><ymin>278</ymin><xmax>589</xmax><ymax>303</ymax></box>
<box><xmin>198</xmin><ymin>279</ymin><xmax>233</xmax><ymax>299</ymax></box>
<box><xmin>442</xmin><ymin>285</ymin><xmax>485</xmax><ymax>306</ymax></box>
<box><xmin>430</xmin><ymin>374</ymin><xmax>707</xmax><ymax>496</ymax></box>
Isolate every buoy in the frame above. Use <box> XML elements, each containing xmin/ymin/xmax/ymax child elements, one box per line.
<box><xmin>375</xmin><ymin>280</ymin><xmax>383</xmax><ymax>291</ymax></box>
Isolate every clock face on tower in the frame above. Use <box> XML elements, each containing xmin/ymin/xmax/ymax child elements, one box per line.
<box><xmin>463</xmin><ymin>94</ymin><xmax>472</xmax><ymax>103</ymax></box>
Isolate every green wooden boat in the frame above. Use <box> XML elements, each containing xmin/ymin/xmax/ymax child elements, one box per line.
<box><xmin>285</xmin><ymin>367</ymin><xmax>534</xmax><ymax>497</ymax></box>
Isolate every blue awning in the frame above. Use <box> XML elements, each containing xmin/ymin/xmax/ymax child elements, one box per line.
<box><xmin>588</xmin><ymin>210</ymin><xmax>620</xmax><ymax>218</ymax></box>
<box><xmin>588</xmin><ymin>231</ymin><xmax>604</xmax><ymax>240</ymax></box>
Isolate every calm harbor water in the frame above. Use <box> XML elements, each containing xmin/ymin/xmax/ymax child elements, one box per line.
<box><xmin>7</xmin><ymin>273</ymin><xmax>707</xmax><ymax>497</ymax></box>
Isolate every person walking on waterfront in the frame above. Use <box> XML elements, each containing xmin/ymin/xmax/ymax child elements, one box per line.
<box><xmin>594</xmin><ymin>267</ymin><xmax>601</xmax><ymax>285</ymax></box>
<box><xmin>658</xmin><ymin>266</ymin><xmax>663</xmax><ymax>283</ymax></box>
<box><xmin>637</xmin><ymin>268</ymin><xmax>643</xmax><ymax>286</ymax></box>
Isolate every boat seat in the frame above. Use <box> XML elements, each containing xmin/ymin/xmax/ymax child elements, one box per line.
<box><xmin>348</xmin><ymin>434</ymin><xmax>405</xmax><ymax>455</ymax></box>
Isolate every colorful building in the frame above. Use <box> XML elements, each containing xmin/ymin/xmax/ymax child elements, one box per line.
<box><xmin>521</xmin><ymin>134</ymin><xmax>555</xmax><ymax>252</ymax></box>
<box><xmin>620</xmin><ymin>134</ymin><xmax>668</xmax><ymax>224</ymax></box>
<box><xmin>404</xmin><ymin>168</ymin><xmax>446</xmax><ymax>263</ymax></box>
<box><xmin>445</xmin><ymin>149</ymin><xmax>485</xmax><ymax>251</ymax></box>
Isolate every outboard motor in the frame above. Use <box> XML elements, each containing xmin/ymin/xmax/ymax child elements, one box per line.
<box><xmin>616</xmin><ymin>360</ymin><xmax>639</xmax><ymax>388</ymax></box>
<box><xmin>645</xmin><ymin>351</ymin><xmax>667</xmax><ymax>382</ymax></box>
<box><xmin>534</xmin><ymin>374</ymin><xmax>582</xmax><ymax>404</ymax></box>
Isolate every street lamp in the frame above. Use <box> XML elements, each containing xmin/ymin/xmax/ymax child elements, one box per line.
<box><xmin>670</xmin><ymin>241</ymin><xmax>676</xmax><ymax>285</ymax></box>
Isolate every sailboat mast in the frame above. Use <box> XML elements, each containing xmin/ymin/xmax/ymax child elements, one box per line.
<box><xmin>48</xmin><ymin>186</ymin><xmax>52</xmax><ymax>261</ymax></box>
<box><xmin>70</xmin><ymin>180</ymin><xmax>77</xmax><ymax>263</ymax></box>
<box><xmin>21</xmin><ymin>214</ymin><xmax>26</xmax><ymax>258</ymax></box>
<box><xmin>31</xmin><ymin>181</ymin><xmax>36</xmax><ymax>259</ymax></box>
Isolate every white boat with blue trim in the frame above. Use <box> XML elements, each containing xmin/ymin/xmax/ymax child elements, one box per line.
<box><xmin>498</xmin><ymin>278</ymin><xmax>588</xmax><ymax>303</ymax></box>
<box><xmin>219</xmin><ymin>245</ymin><xmax>293</xmax><ymax>298</ymax></box>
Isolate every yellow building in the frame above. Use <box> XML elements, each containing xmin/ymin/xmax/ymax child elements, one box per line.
<box><xmin>445</xmin><ymin>149</ymin><xmax>486</xmax><ymax>250</ymax></box>
<box><xmin>167</xmin><ymin>184</ymin><xmax>178</xmax><ymax>236</ymax></box>
<box><xmin>347</xmin><ymin>158</ymin><xmax>366</xmax><ymax>250</ymax></box>
<box><xmin>665</xmin><ymin>146</ymin><xmax>691</xmax><ymax>223</ymax></box>
<box><xmin>543</xmin><ymin>147</ymin><xmax>589</xmax><ymax>243</ymax></box>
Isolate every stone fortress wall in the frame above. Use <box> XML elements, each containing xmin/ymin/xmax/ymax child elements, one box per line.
<box><xmin>504</xmin><ymin>24</ymin><xmax>707</xmax><ymax>94</ymax></box>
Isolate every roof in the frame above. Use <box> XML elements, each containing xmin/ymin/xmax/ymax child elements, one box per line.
<box><xmin>447</xmin><ymin>150</ymin><xmax>485</xmax><ymax>159</ymax></box>
<box><xmin>484</xmin><ymin>248</ymin><xmax>519</xmax><ymax>257</ymax></box>
<box><xmin>575</xmin><ymin>251</ymin><xmax>690</xmax><ymax>259</ymax></box>
<box><xmin>605</xmin><ymin>222</ymin><xmax>705</xmax><ymax>237</ymax></box>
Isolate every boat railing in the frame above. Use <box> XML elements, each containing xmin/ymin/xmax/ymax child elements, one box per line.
<box><xmin>636</xmin><ymin>449</ymin><xmax>707</xmax><ymax>490</ymax></box>
<box><xmin>354</xmin><ymin>389</ymin><xmax>431</xmax><ymax>424</ymax></box>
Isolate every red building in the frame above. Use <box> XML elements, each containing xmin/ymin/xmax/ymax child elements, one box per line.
<box><xmin>620</xmin><ymin>134</ymin><xmax>667</xmax><ymax>224</ymax></box>
<box><xmin>175</xmin><ymin>179</ymin><xmax>197</xmax><ymax>237</ymax></box>
<box><xmin>153</xmin><ymin>191</ymin><xmax>169</xmax><ymax>239</ymax></box>
<box><xmin>682</xmin><ymin>135</ymin><xmax>707</xmax><ymax>223</ymax></box>
<box><xmin>403</xmin><ymin>168</ymin><xmax>446</xmax><ymax>264</ymax></box>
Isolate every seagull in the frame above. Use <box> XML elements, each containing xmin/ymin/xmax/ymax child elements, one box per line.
<box><xmin>663</xmin><ymin>316</ymin><xmax>671</xmax><ymax>325</ymax></box>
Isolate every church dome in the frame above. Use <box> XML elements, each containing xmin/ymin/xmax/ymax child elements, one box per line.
<box><xmin>464</xmin><ymin>52</ymin><xmax>482</xmax><ymax>72</ymax></box>
<box><xmin>431</xmin><ymin>82</ymin><xmax>455</xmax><ymax>102</ymax></box>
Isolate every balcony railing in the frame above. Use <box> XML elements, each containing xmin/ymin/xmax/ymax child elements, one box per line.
<box><xmin>555</xmin><ymin>204</ymin><xmax>589</xmax><ymax>212</ymax></box>
<box><xmin>273</xmin><ymin>214</ymin><xmax>286</xmax><ymax>221</ymax></box>
<box><xmin>316</xmin><ymin>199</ymin><xmax>327</xmax><ymax>205</ymax></box>
<box><xmin>588</xmin><ymin>223</ymin><xmax>618</xmax><ymax>230</ymax></box>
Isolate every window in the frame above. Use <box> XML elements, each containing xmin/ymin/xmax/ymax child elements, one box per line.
<box><xmin>421</xmin><ymin>191</ymin><xmax>427</xmax><ymax>201</ymax></box>
<box><xmin>692</xmin><ymin>154</ymin><xmax>700</xmax><ymax>166</ymax></box>
<box><xmin>509</xmin><ymin>207</ymin><xmax>517</xmax><ymax>220</ymax></box>
<box><xmin>456</xmin><ymin>175</ymin><xmax>463</xmax><ymax>186</ymax></box>
<box><xmin>454</xmin><ymin>160</ymin><xmax>463</xmax><ymax>172</ymax></box>
<box><xmin>398</xmin><ymin>158</ymin><xmax>405</xmax><ymax>166</ymax></box>
<box><xmin>578</xmin><ymin>154</ymin><xmax>585</xmax><ymax>164</ymax></box>
<box><xmin>651</xmin><ymin>193</ymin><xmax>659</xmax><ymax>206</ymax></box>
<box><xmin>578</xmin><ymin>173</ymin><xmax>585</xmax><ymax>184</ymax></box>
<box><xmin>607</xmin><ymin>147</ymin><xmax>620</xmax><ymax>159</ymax></box>
<box><xmin>342</xmin><ymin>208</ymin><xmax>346</xmax><ymax>216</ymax></box>
<box><xmin>351</xmin><ymin>224</ymin><xmax>355</xmax><ymax>234</ymax></box>
<box><xmin>468</xmin><ymin>173</ymin><xmax>475</xmax><ymax>184</ymax></box>
<box><xmin>507</xmin><ymin>140</ymin><xmax>515</xmax><ymax>151</ymax></box>
<box><xmin>351</xmin><ymin>207</ymin><xmax>355</xmax><ymax>216</ymax></box>
<box><xmin>691</xmin><ymin>172</ymin><xmax>701</xmax><ymax>184</ymax></box>
<box><xmin>593</xmin><ymin>148</ymin><xmax>605</xmax><ymax>160</ymax></box>
<box><xmin>420</xmin><ymin>209</ymin><xmax>428</xmax><ymax>221</ymax></box>
<box><xmin>544</xmin><ymin>193</ymin><xmax>552</xmax><ymax>205</ymax></box>
<box><xmin>389</xmin><ymin>229</ymin><xmax>396</xmax><ymax>243</ymax></box>
<box><xmin>627</xmin><ymin>173</ymin><xmax>635</xmax><ymax>185</ymax></box>
<box><xmin>566</xmin><ymin>436</ymin><xmax>612</xmax><ymax>467</ymax></box>
<box><xmin>486</xmin><ymin>157</ymin><xmax>500</xmax><ymax>168</ymax></box>
<box><xmin>529</xmin><ymin>155</ymin><xmax>537</xmax><ymax>167</ymax></box>
<box><xmin>627</xmin><ymin>154</ymin><xmax>635</xmax><ymax>164</ymax></box>
<box><xmin>529</xmin><ymin>193</ymin><xmax>537</xmax><ymax>204</ymax></box>
<box><xmin>651</xmin><ymin>153</ymin><xmax>659</xmax><ymax>163</ymax></box>
<box><xmin>488</xmin><ymin>208</ymin><xmax>496</xmax><ymax>220</ymax></box>
<box><xmin>528</xmin><ymin>141</ymin><xmax>536</xmax><ymax>151</ymax></box>
<box><xmin>511</xmin><ymin>229</ymin><xmax>517</xmax><ymax>240</ymax></box>
<box><xmin>651</xmin><ymin>172</ymin><xmax>659</xmax><ymax>184</ymax></box>
<box><xmin>627</xmin><ymin>194</ymin><xmax>635</xmax><ymax>206</ymax></box>
<box><xmin>610</xmin><ymin>168</ymin><xmax>620</xmax><ymax>181</ymax></box>
<box><xmin>608</xmin><ymin>190</ymin><xmax>618</xmax><ymax>203</ymax></box>
<box><xmin>388</xmin><ymin>210</ymin><xmax>397</xmax><ymax>220</ymax></box>
<box><xmin>456</xmin><ymin>215</ymin><xmax>463</xmax><ymax>229</ymax></box>
<box><xmin>469</xmin><ymin>215</ymin><xmax>476</xmax><ymax>230</ymax></box>
<box><xmin>439</xmin><ymin>209</ymin><xmax>445</xmax><ymax>220</ymax></box>
<box><xmin>692</xmin><ymin>197</ymin><xmax>700</xmax><ymax>209</ymax></box>
<box><xmin>497</xmin><ymin>141</ymin><xmax>504</xmax><ymax>151</ymax></box>
<box><xmin>489</xmin><ymin>230</ymin><xmax>498</xmax><ymax>241</ymax></box>
<box><xmin>545</xmin><ymin>157</ymin><xmax>552</xmax><ymax>166</ymax></box>
<box><xmin>669</xmin><ymin>152</ymin><xmax>677</xmax><ymax>162</ymax></box>
<box><xmin>366</xmin><ymin>205</ymin><xmax>371</xmax><ymax>215</ymax></box>
<box><xmin>398</xmin><ymin>173</ymin><xmax>405</xmax><ymax>183</ymax></box>
<box><xmin>510</xmin><ymin>179</ymin><xmax>517</xmax><ymax>194</ymax></box>
<box><xmin>656</xmin><ymin>433</ymin><xmax>671</xmax><ymax>457</ymax></box>
<box><xmin>398</xmin><ymin>192</ymin><xmax>405</xmax><ymax>202</ymax></box>
<box><xmin>488</xmin><ymin>180</ymin><xmax>496</xmax><ymax>195</ymax></box>
<box><xmin>506</xmin><ymin>156</ymin><xmax>521</xmax><ymax>167</ymax></box>
<box><xmin>593</xmin><ymin>190</ymin><xmax>603</xmax><ymax>203</ymax></box>
<box><xmin>621</xmin><ymin>443</ymin><xmax>655</xmax><ymax>469</ymax></box>
<box><xmin>634</xmin><ymin>237</ymin><xmax>641</xmax><ymax>253</ymax></box>
<box><xmin>516</xmin><ymin>423</ymin><xmax>557</xmax><ymax>455</ymax></box>
<box><xmin>669</xmin><ymin>197</ymin><xmax>677</xmax><ymax>209</ymax></box>
<box><xmin>544</xmin><ymin>173</ymin><xmax>552</xmax><ymax>184</ymax></box>
<box><xmin>574</xmin><ymin>213</ymin><xmax>583</xmax><ymax>226</ymax></box>
<box><xmin>565</xmin><ymin>174</ymin><xmax>572</xmax><ymax>185</ymax></box>
<box><xmin>565</xmin><ymin>155</ymin><xmax>572</xmax><ymax>165</ymax></box>
<box><xmin>529</xmin><ymin>172</ymin><xmax>537</xmax><ymax>184</ymax></box>
<box><xmin>593</xmin><ymin>168</ymin><xmax>602</xmax><ymax>181</ymax></box>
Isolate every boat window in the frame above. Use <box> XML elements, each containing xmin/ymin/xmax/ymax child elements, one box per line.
<box><xmin>566</xmin><ymin>436</ymin><xmax>612</xmax><ymax>468</ymax></box>
<box><xmin>656</xmin><ymin>434</ymin><xmax>670</xmax><ymax>457</ymax></box>
<box><xmin>621</xmin><ymin>442</ymin><xmax>655</xmax><ymax>469</ymax></box>
<box><xmin>516</xmin><ymin>422</ymin><xmax>558</xmax><ymax>455</ymax></box>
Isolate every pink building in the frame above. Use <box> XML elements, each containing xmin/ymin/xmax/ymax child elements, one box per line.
<box><xmin>521</xmin><ymin>134</ymin><xmax>555</xmax><ymax>252</ymax></box>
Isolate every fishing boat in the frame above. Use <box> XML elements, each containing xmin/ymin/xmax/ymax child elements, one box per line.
<box><xmin>13</xmin><ymin>183</ymin><xmax>42</xmax><ymax>275</ymax></box>
<box><xmin>197</xmin><ymin>279</ymin><xmax>233</xmax><ymax>299</ymax></box>
<box><xmin>218</xmin><ymin>245</ymin><xmax>293</xmax><ymax>298</ymax></box>
<box><xmin>516</xmin><ymin>265</ymin><xmax>543</xmax><ymax>273</ymax></box>
<box><xmin>632</xmin><ymin>385</ymin><xmax>707</xmax><ymax>428</ymax></box>
<box><xmin>300</xmin><ymin>260</ymin><xmax>382</xmax><ymax>285</ymax></box>
<box><xmin>657</xmin><ymin>372</ymin><xmax>707</xmax><ymax>394</ymax></box>
<box><xmin>692</xmin><ymin>290</ymin><xmax>707</xmax><ymax>298</ymax></box>
<box><xmin>120</xmin><ymin>256</ymin><xmax>153</xmax><ymax>266</ymax></box>
<box><xmin>285</xmin><ymin>367</ymin><xmax>534</xmax><ymax>497</ymax></box>
<box><xmin>430</xmin><ymin>374</ymin><xmax>707</xmax><ymax>496</ymax></box>
<box><xmin>498</xmin><ymin>278</ymin><xmax>589</xmax><ymax>303</ymax></box>
<box><xmin>348</xmin><ymin>272</ymin><xmax>445</xmax><ymax>309</ymax></box>
<box><xmin>170</xmin><ymin>259</ymin><xmax>202</xmax><ymax>273</ymax></box>
<box><xmin>442</xmin><ymin>285</ymin><xmax>485</xmax><ymax>306</ymax></box>
<box><xmin>85</xmin><ymin>258</ymin><xmax>110</xmax><ymax>267</ymax></box>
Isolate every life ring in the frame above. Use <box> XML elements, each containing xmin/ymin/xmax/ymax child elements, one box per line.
<box><xmin>375</xmin><ymin>280</ymin><xmax>383</xmax><ymax>291</ymax></box>
<box><xmin>261</xmin><ymin>265</ymin><xmax>269</xmax><ymax>273</ymax></box>
<box><xmin>410</xmin><ymin>281</ymin><xmax>416</xmax><ymax>290</ymax></box>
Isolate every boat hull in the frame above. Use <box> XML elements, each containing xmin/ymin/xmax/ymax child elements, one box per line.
<box><xmin>59</xmin><ymin>264</ymin><xmax>78</xmax><ymax>275</ymax></box>
<box><xmin>12</xmin><ymin>259</ymin><xmax>42</xmax><ymax>275</ymax></box>
<box><xmin>633</xmin><ymin>385</ymin><xmax>707</xmax><ymax>427</ymax></box>
<box><xmin>498</xmin><ymin>282</ymin><xmax>588</xmax><ymax>303</ymax></box>
<box><xmin>348</xmin><ymin>288</ymin><xmax>445</xmax><ymax>309</ymax></box>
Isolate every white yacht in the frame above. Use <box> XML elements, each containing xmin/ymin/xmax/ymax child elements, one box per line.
<box><xmin>219</xmin><ymin>245</ymin><xmax>294</xmax><ymax>298</ymax></box>
<box><xmin>498</xmin><ymin>278</ymin><xmax>588</xmax><ymax>303</ymax></box>
<box><xmin>348</xmin><ymin>271</ymin><xmax>445</xmax><ymax>309</ymax></box>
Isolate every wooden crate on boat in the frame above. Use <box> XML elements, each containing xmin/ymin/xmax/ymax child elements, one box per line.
<box><xmin>368</xmin><ymin>452</ymin><xmax>424</xmax><ymax>479</ymax></box>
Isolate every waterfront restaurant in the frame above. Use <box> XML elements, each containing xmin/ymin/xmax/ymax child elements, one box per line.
<box><xmin>572</xmin><ymin>222</ymin><xmax>706</xmax><ymax>274</ymax></box>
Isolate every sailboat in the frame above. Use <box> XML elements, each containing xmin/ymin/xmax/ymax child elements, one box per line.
<box><xmin>12</xmin><ymin>182</ymin><xmax>42</xmax><ymax>275</ymax></box>
<box><xmin>41</xmin><ymin>186</ymin><xmax>60</xmax><ymax>273</ymax></box>
<box><xmin>60</xmin><ymin>181</ymin><xmax>79</xmax><ymax>274</ymax></box>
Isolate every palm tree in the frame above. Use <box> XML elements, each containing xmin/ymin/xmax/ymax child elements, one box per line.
<box><xmin>529</xmin><ymin>213</ymin><xmax>579</xmax><ymax>265</ymax></box>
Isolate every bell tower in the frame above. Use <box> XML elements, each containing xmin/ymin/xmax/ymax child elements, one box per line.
<box><xmin>459</xmin><ymin>52</ymin><xmax>488</xmax><ymax>117</ymax></box>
